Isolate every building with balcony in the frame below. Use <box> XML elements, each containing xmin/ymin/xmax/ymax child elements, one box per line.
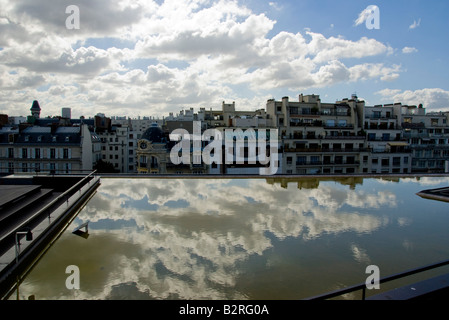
<box><xmin>0</xmin><ymin>124</ymin><xmax>95</xmax><ymax>174</ymax></box>
<box><xmin>401</xmin><ymin>104</ymin><xmax>449</xmax><ymax>173</ymax></box>
<box><xmin>95</xmin><ymin>114</ymin><xmax>137</xmax><ymax>173</ymax></box>
<box><xmin>267</xmin><ymin>94</ymin><xmax>369</xmax><ymax>174</ymax></box>
<box><xmin>365</xmin><ymin>104</ymin><xmax>411</xmax><ymax>174</ymax></box>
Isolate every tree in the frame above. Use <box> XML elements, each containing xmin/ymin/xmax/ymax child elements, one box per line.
<box><xmin>93</xmin><ymin>159</ymin><xmax>119</xmax><ymax>173</ymax></box>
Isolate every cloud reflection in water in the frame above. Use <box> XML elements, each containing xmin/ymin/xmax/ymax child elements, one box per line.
<box><xmin>20</xmin><ymin>177</ymin><xmax>405</xmax><ymax>300</ymax></box>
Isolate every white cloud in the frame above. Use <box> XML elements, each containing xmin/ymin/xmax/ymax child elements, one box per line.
<box><xmin>376</xmin><ymin>88</ymin><xmax>449</xmax><ymax>111</ymax></box>
<box><xmin>409</xmin><ymin>18</ymin><xmax>421</xmax><ymax>29</ymax></box>
<box><xmin>0</xmin><ymin>0</ymin><xmax>405</xmax><ymax>118</ymax></box>
<box><xmin>402</xmin><ymin>47</ymin><xmax>418</xmax><ymax>54</ymax></box>
<box><xmin>268</xmin><ymin>2</ymin><xmax>282</xmax><ymax>11</ymax></box>
<box><xmin>354</xmin><ymin>5</ymin><xmax>379</xmax><ymax>27</ymax></box>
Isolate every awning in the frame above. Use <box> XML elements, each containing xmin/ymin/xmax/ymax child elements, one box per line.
<box><xmin>387</xmin><ymin>142</ymin><xmax>409</xmax><ymax>146</ymax></box>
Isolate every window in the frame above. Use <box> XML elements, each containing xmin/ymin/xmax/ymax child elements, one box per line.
<box><xmin>50</xmin><ymin>148</ymin><xmax>56</xmax><ymax>159</ymax></box>
<box><xmin>382</xmin><ymin>158</ymin><xmax>390</xmax><ymax>166</ymax></box>
<box><xmin>35</xmin><ymin>148</ymin><xmax>40</xmax><ymax>159</ymax></box>
<box><xmin>302</xmin><ymin>108</ymin><xmax>311</xmax><ymax>115</ymax></box>
<box><xmin>8</xmin><ymin>148</ymin><xmax>14</xmax><ymax>158</ymax></box>
<box><xmin>289</xmin><ymin>107</ymin><xmax>299</xmax><ymax>115</ymax></box>
<box><xmin>22</xmin><ymin>148</ymin><xmax>27</xmax><ymax>158</ymax></box>
<box><xmin>311</xmin><ymin>156</ymin><xmax>320</xmax><ymax>164</ymax></box>
<box><xmin>393</xmin><ymin>157</ymin><xmax>401</xmax><ymax>166</ymax></box>
<box><xmin>63</xmin><ymin>148</ymin><xmax>69</xmax><ymax>159</ymax></box>
<box><xmin>296</xmin><ymin>156</ymin><xmax>306</xmax><ymax>165</ymax></box>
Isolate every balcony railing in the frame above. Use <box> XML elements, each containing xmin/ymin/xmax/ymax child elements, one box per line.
<box><xmin>324</xmin><ymin>135</ymin><xmax>366</xmax><ymax>140</ymax></box>
<box><xmin>284</xmin><ymin>148</ymin><xmax>371</xmax><ymax>153</ymax></box>
<box><xmin>324</xmin><ymin>124</ymin><xmax>355</xmax><ymax>129</ymax></box>
<box><xmin>365</xmin><ymin>115</ymin><xmax>398</xmax><ymax>120</ymax></box>
<box><xmin>295</xmin><ymin>160</ymin><xmax>360</xmax><ymax>166</ymax></box>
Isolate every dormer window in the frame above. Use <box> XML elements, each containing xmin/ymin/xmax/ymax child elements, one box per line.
<box><xmin>65</xmin><ymin>136</ymin><xmax>70</xmax><ymax>142</ymax></box>
<box><xmin>25</xmin><ymin>135</ymin><xmax>30</xmax><ymax>142</ymax></box>
<box><xmin>52</xmin><ymin>136</ymin><xmax>57</xmax><ymax>142</ymax></box>
<box><xmin>37</xmin><ymin>135</ymin><xmax>42</xmax><ymax>142</ymax></box>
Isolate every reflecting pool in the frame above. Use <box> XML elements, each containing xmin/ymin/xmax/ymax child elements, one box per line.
<box><xmin>13</xmin><ymin>176</ymin><xmax>449</xmax><ymax>300</ymax></box>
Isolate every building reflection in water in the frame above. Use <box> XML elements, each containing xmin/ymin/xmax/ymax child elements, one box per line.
<box><xmin>15</xmin><ymin>176</ymin><xmax>449</xmax><ymax>300</ymax></box>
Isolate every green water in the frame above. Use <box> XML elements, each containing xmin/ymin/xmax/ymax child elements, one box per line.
<box><xmin>13</xmin><ymin>176</ymin><xmax>449</xmax><ymax>300</ymax></box>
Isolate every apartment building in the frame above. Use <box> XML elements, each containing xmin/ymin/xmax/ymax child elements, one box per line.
<box><xmin>364</xmin><ymin>104</ymin><xmax>411</xmax><ymax>174</ymax></box>
<box><xmin>4</xmin><ymin>96</ymin><xmax>449</xmax><ymax>176</ymax></box>
<box><xmin>401</xmin><ymin>105</ymin><xmax>449</xmax><ymax>173</ymax></box>
<box><xmin>267</xmin><ymin>94</ymin><xmax>369</xmax><ymax>175</ymax></box>
<box><xmin>0</xmin><ymin>123</ymin><xmax>95</xmax><ymax>174</ymax></box>
<box><xmin>94</xmin><ymin>114</ymin><xmax>140</xmax><ymax>173</ymax></box>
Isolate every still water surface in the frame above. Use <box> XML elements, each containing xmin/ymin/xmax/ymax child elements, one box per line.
<box><xmin>14</xmin><ymin>176</ymin><xmax>449</xmax><ymax>299</ymax></box>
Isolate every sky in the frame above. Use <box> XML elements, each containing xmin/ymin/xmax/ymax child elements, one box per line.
<box><xmin>0</xmin><ymin>0</ymin><xmax>448</xmax><ymax>119</ymax></box>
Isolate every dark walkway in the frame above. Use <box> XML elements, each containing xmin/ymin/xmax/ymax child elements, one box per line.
<box><xmin>0</xmin><ymin>173</ymin><xmax>100</xmax><ymax>299</ymax></box>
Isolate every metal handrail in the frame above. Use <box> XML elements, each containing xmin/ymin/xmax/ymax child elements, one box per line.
<box><xmin>2</xmin><ymin>170</ymin><xmax>99</xmax><ymax>243</ymax></box>
<box><xmin>306</xmin><ymin>258</ymin><xmax>449</xmax><ymax>300</ymax></box>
